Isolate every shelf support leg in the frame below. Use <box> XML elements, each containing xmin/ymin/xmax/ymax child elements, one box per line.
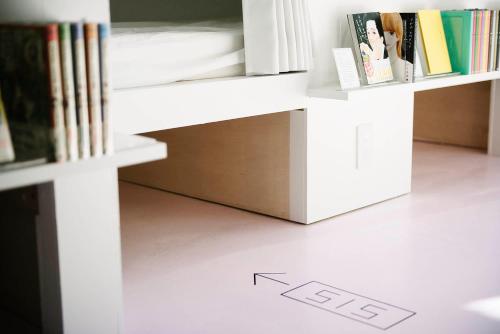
<box><xmin>36</xmin><ymin>167</ymin><xmax>123</xmax><ymax>334</ymax></box>
<box><xmin>489</xmin><ymin>80</ymin><xmax>500</xmax><ymax>156</ymax></box>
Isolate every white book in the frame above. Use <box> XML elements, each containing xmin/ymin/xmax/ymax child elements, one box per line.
<box><xmin>48</xmin><ymin>24</ymin><xmax>67</xmax><ymax>163</ymax></box>
<box><xmin>99</xmin><ymin>23</ymin><xmax>114</xmax><ymax>155</ymax></box>
<box><xmin>333</xmin><ymin>48</ymin><xmax>361</xmax><ymax>90</ymax></box>
<box><xmin>488</xmin><ymin>11</ymin><xmax>497</xmax><ymax>72</ymax></box>
<box><xmin>85</xmin><ymin>23</ymin><xmax>103</xmax><ymax>158</ymax></box>
<box><xmin>59</xmin><ymin>23</ymin><xmax>79</xmax><ymax>161</ymax></box>
<box><xmin>71</xmin><ymin>23</ymin><xmax>91</xmax><ymax>159</ymax></box>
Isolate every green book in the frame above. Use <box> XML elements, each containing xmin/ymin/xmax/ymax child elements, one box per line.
<box><xmin>441</xmin><ymin>10</ymin><xmax>474</xmax><ymax>75</ymax></box>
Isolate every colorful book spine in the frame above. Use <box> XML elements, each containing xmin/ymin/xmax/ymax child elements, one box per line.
<box><xmin>98</xmin><ymin>23</ymin><xmax>113</xmax><ymax>156</ymax></box>
<box><xmin>488</xmin><ymin>11</ymin><xmax>497</xmax><ymax>71</ymax></box>
<box><xmin>497</xmin><ymin>10</ymin><xmax>500</xmax><ymax>70</ymax></box>
<box><xmin>46</xmin><ymin>24</ymin><xmax>67</xmax><ymax>162</ymax></box>
<box><xmin>417</xmin><ymin>9</ymin><xmax>452</xmax><ymax>75</ymax></box>
<box><xmin>441</xmin><ymin>10</ymin><xmax>473</xmax><ymax>75</ymax></box>
<box><xmin>482</xmin><ymin>10</ymin><xmax>491</xmax><ymax>73</ymax></box>
<box><xmin>59</xmin><ymin>23</ymin><xmax>79</xmax><ymax>161</ymax></box>
<box><xmin>494</xmin><ymin>10</ymin><xmax>500</xmax><ymax>70</ymax></box>
<box><xmin>84</xmin><ymin>23</ymin><xmax>103</xmax><ymax>158</ymax></box>
<box><xmin>0</xmin><ymin>88</ymin><xmax>15</xmax><ymax>163</ymax></box>
<box><xmin>71</xmin><ymin>23</ymin><xmax>91</xmax><ymax>159</ymax></box>
<box><xmin>474</xmin><ymin>10</ymin><xmax>481</xmax><ymax>73</ymax></box>
<box><xmin>471</xmin><ymin>10</ymin><xmax>477</xmax><ymax>73</ymax></box>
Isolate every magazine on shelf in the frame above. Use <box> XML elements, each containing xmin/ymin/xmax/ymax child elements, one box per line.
<box><xmin>0</xmin><ymin>88</ymin><xmax>15</xmax><ymax>164</ymax></box>
<box><xmin>417</xmin><ymin>9</ymin><xmax>452</xmax><ymax>75</ymax></box>
<box><xmin>0</xmin><ymin>24</ymin><xmax>67</xmax><ymax>167</ymax></box>
<box><xmin>381</xmin><ymin>12</ymin><xmax>417</xmax><ymax>82</ymax></box>
<box><xmin>347</xmin><ymin>12</ymin><xmax>394</xmax><ymax>85</ymax></box>
<box><xmin>441</xmin><ymin>10</ymin><xmax>474</xmax><ymax>75</ymax></box>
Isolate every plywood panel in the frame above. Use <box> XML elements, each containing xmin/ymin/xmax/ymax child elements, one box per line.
<box><xmin>119</xmin><ymin>112</ymin><xmax>291</xmax><ymax>220</ymax></box>
<box><xmin>414</xmin><ymin>82</ymin><xmax>490</xmax><ymax>149</ymax></box>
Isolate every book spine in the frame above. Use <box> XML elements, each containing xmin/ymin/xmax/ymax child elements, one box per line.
<box><xmin>489</xmin><ymin>11</ymin><xmax>496</xmax><ymax>71</ymax></box>
<box><xmin>0</xmin><ymin>88</ymin><xmax>15</xmax><ymax>163</ymax></box>
<box><xmin>416</xmin><ymin>16</ymin><xmax>430</xmax><ymax>76</ymax></box>
<box><xmin>495</xmin><ymin>10</ymin><xmax>499</xmax><ymax>70</ymax></box>
<box><xmin>483</xmin><ymin>10</ymin><xmax>491</xmax><ymax>72</ymax></box>
<box><xmin>497</xmin><ymin>10</ymin><xmax>500</xmax><ymax>70</ymax></box>
<box><xmin>479</xmin><ymin>10</ymin><xmax>485</xmax><ymax>72</ymax></box>
<box><xmin>84</xmin><ymin>23</ymin><xmax>103</xmax><ymax>158</ymax></box>
<box><xmin>469</xmin><ymin>12</ymin><xmax>474</xmax><ymax>74</ymax></box>
<box><xmin>475</xmin><ymin>10</ymin><xmax>481</xmax><ymax>73</ymax></box>
<box><xmin>59</xmin><ymin>23</ymin><xmax>79</xmax><ymax>161</ymax></box>
<box><xmin>347</xmin><ymin>14</ymin><xmax>367</xmax><ymax>85</ymax></box>
<box><xmin>46</xmin><ymin>24</ymin><xmax>67</xmax><ymax>163</ymax></box>
<box><xmin>98</xmin><ymin>23</ymin><xmax>113</xmax><ymax>156</ymax></box>
<box><xmin>405</xmin><ymin>14</ymin><xmax>416</xmax><ymax>82</ymax></box>
<box><xmin>471</xmin><ymin>10</ymin><xmax>476</xmax><ymax>73</ymax></box>
<box><xmin>413</xmin><ymin>18</ymin><xmax>419</xmax><ymax>80</ymax></box>
<box><xmin>495</xmin><ymin>10</ymin><xmax>500</xmax><ymax>70</ymax></box>
<box><xmin>71</xmin><ymin>23</ymin><xmax>91</xmax><ymax>159</ymax></box>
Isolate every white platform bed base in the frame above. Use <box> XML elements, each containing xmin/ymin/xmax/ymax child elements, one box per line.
<box><xmin>116</xmin><ymin>71</ymin><xmax>500</xmax><ymax>224</ymax></box>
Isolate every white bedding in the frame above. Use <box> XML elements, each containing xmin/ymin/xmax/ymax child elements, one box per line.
<box><xmin>111</xmin><ymin>20</ymin><xmax>245</xmax><ymax>89</ymax></box>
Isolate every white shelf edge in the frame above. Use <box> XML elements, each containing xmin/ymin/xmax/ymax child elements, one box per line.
<box><xmin>113</xmin><ymin>72</ymin><xmax>309</xmax><ymax>134</ymax></box>
<box><xmin>309</xmin><ymin>71</ymin><xmax>500</xmax><ymax>101</ymax></box>
<box><xmin>0</xmin><ymin>133</ymin><xmax>167</xmax><ymax>192</ymax></box>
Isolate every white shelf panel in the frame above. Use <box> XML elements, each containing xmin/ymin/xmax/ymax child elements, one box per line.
<box><xmin>113</xmin><ymin>72</ymin><xmax>309</xmax><ymax>134</ymax></box>
<box><xmin>0</xmin><ymin>134</ymin><xmax>167</xmax><ymax>192</ymax></box>
<box><xmin>309</xmin><ymin>71</ymin><xmax>500</xmax><ymax>101</ymax></box>
<box><xmin>413</xmin><ymin>71</ymin><xmax>500</xmax><ymax>91</ymax></box>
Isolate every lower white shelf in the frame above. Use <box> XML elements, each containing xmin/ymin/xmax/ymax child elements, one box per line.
<box><xmin>0</xmin><ymin>133</ymin><xmax>167</xmax><ymax>192</ymax></box>
<box><xmin>309</xmin><ymin>71</ymin><xmax>500</xmax><ymax>101</ymax></box>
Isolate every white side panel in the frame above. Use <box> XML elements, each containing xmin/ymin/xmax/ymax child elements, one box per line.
<box><xmin>489</xmin><ymin>80</ymin><xmax>500</xmax><ymax>156</ymax></box>
<box><xmin>289</xmin><ymin>109</ymin><xmax>307</xmax><ymax>223</ymax></box>
<box><xmin>37</xmin><ymin>168</ymin><xmax>123</xmax><ymax>334</ymax></box>
<box><xmin>306</xmin><ymin>85</ymin><xmax>414</xmax><ymax>223</ymax></box>
<box><xmin>113</xmin><ymin>73</ymin><xmax>309</xmax><ymax>134</ymax></box>
<box><xmin>0</xmin><ymin>0</ymin><xmax>110</xmax><ymax>22</ymax></box>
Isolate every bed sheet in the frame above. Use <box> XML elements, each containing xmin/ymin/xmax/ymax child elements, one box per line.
<box><xmin>111</xmin><ymin>20</ymin><xmax>245</xmax><ymax>89</ymax></box>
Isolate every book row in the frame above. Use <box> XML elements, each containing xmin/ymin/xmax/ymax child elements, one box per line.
<box><xmin>347</xmin><ymin>9</ymin><xmax>500</xmax><ymax>86</ymax></box>
<box><xmin>0</xmin><ymin>22</ymin><xmax>112</xmax><ymax>169</ymax></box>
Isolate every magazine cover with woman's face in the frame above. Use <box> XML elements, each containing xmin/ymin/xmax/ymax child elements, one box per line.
<box><xmin>381</xmin><ymin>13</ymin><xmax>416</xmax><ymax>82</ymax></box>
<box><xmin>352</xmin><ymin>13</ymin><xmax>394</xmax><ymax>84</ymax></box>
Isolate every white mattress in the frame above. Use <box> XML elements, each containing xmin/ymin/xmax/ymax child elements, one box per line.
<box><xmin>111</xmin><ymin>20</ymin><xmax>245</xmax><ymax>89</ymax></box>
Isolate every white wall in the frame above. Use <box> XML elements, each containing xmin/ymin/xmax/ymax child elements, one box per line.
<box><xmin>0</xmin><ymin>0</ymin><xmax>110</xmax><ymax>22</ymax></box>
<box><xmin>308</xmin><ymin>0</ymin><xmax>498</xmax><ymax>87</ymax></box>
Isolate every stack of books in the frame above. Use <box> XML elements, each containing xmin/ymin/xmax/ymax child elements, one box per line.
<box><xmin>0</xmin><ymin>22</ymin><xmax>112</xmax><ymax>170</ymax></box>
<box><xmin>442</xmin><ymin>9</ymin><xmax>500</xmax><ymax>75</ymax></box>
<box><xmin>347</xmin><ymin>9</ymin><xmax>500</xmax><ymax>86</ymax></box>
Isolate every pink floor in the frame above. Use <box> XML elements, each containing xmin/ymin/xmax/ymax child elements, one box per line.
<box><xmin>119</xmin><ymin>142</ymin><xmax>500</xmax><ymax>334</ymax></box>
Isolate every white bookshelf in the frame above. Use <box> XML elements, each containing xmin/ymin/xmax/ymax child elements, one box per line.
<box><xmin>113</xmin><ymin>72</ymin><xmax>309</xmax><ymax>134</ymax></box>
<box><xmin>2</xmin><ymin>1</ymin><xmax>500</xmax><ymax>333</ymax></box>
<box><xmin>308</xmin><ymin>71</ymin><xmax>500</xmax><ymax>101</ymax></box>
<box><xmin>1</xmin><ymin>133</ymin><xmax>166</xmax><ymax>334</ymax></box>
<box><xmin>0</xmin><ymin>134</ymin><xmax>166</xmax><ymax>192</ymax></box>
